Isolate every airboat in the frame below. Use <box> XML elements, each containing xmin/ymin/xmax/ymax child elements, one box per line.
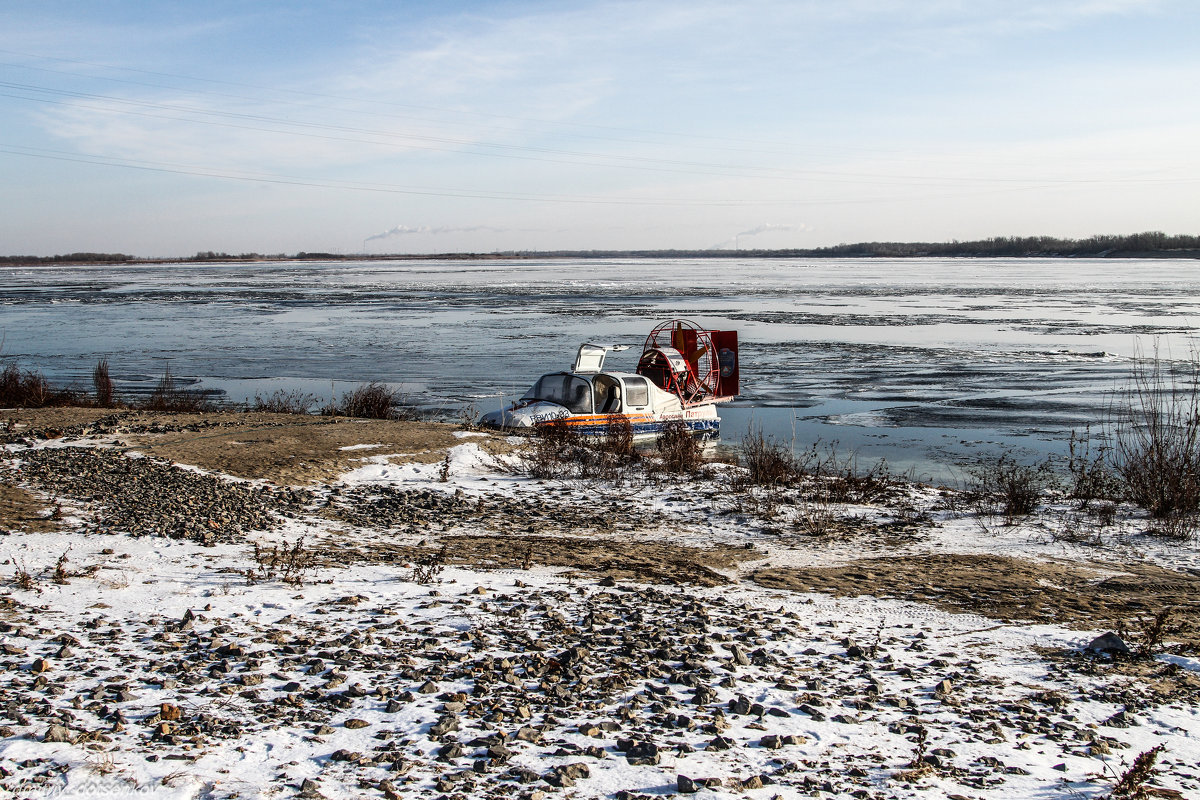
<box><xmin>479</xmin><ymin>320</ymin><xmax>739</xmax><ymax>438</ymax></box>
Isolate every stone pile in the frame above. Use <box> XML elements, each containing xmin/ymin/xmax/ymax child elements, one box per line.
<box><xmin>12</xmin><ymin>446</ymin><xmax>313</xmax><ymax>543</ymax></box>
<box><xmin>2</xmin><ymin>576</ymin><xmax>1192</xmax><ymax>799</ymax></box>
<box><xmin>323</xmin><ymin>485</ymin><xmax>628</xmax><ymax>536</ymax></box>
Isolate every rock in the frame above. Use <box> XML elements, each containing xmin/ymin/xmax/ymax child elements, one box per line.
<box><xmin>508</xmin><ymin>767</ymin><xmax>541</xmax><ymax>783</ymax></box>
<box><xmin>344</xmin><ymin>718</ymin><xmax>369</xmax><ymax>729</ymax></box>
<box><xmin>728</xmin><ymin>695</ymin><xmax>751</xmax><ymax>715</ymax></box>
<box><xmin>545</xmin><ymin>763</ymin><xmax>590</xmax><ymax>787</ymax></box>
<box><xmin>799</xmin><ymin>703</ymin><xmax>826</xmax><ymax>722</ymax></box>
<box><xmin>43</xmin><ymin>724</ymin><xmax>74</xmax><ymax>743</ymax></box>
<box><xmin>1102</xmin><ymin>709</ymin><xmax>1138</xmax><ymax>728</ymax></box>
<box><xmin>437</xmin><ymin>742</ymin><xmax>465</xmax><ymax>760</ymax></box>
<box><xmin>298</xmin><ymin>778</ymin><xmax>325</xmax><ymax>798</ymax></box>
<box><xmin>729</xmin><ymin>644</ymin><xmax>751</xmax><ymax>666</ymax></box>
<box><xmin>624</xmin><ymin>741</ymin><xmax>660</xmax><ymax>765</ymax></box>
<box><xmin>678</xmin><ymin>774</ymin><xmax>699</xmax><ymax>794</ymax></box>
<box><xmin>160</xmin><ymin>703</ymin><xmax>182</xmax><ymax>721</ymax></box>
<box><xmin>429</xmin><ymin>714</ymin><xmax>459</xmax><ymax>736</ymax></box>
<box><xmin>514</xmin><ymin>725</ymin><xmax>542</xmax><ymax>743</ymax></box>
<box><xmin>1087</xmin><ymin>632</ymin><xmax>1130</xmax><ymax>655</ymax></box>
<box><xmin>486</xmin><ymin>743</ymin><xmax>513</xmax><ymax>761</ymax></box>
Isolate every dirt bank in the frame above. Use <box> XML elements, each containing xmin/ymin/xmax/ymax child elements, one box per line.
<box><xmin>753</xmin><ymin>554</ymin><xmax>1200</xmax><ymax>648</ymax></box>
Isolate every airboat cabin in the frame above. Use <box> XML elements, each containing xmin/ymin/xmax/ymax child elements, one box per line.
<box><xmin>521</xmin><ymin>372</ymin><xmax>653</xmax><ymax>416</ymax></box>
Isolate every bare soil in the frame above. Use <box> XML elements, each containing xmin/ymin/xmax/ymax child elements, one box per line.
<box><xmin>0</xmin><ymin>482</ymin><xmax>59</xmax><ymax>535</ymax></box>
<box><xmin>2</xmin><ymin>407</ymin><xmax>517</xmax><ymax>485</ymax></box>
<box><xmin>752</xmin><ymin>554</ymin><xmax>1200</xmax><ymax>649</ymax></box>
<box><xmin>320</xmin><ymin>533</ymin><xmax>756</xmax><ymax>587</ymax></box>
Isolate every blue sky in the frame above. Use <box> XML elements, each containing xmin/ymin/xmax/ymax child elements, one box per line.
<box><xmin>2</xmin><ymin>0</ymin><xmax>1197</xmax><ymax>256</ymax></box>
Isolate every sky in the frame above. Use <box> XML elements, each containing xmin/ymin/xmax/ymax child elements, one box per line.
<box><xmin>2</xmin><ymin>0</ymin><xmax>1198</xmax><ymax>256</ymax></box>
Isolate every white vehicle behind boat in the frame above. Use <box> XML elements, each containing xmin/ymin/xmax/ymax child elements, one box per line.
<box><xmin>480</xmin><ymin>320</ymin><xmax>739</xmax><ymax>439</ymax></box>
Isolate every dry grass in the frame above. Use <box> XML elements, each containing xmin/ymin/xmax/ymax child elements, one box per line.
<box><xmin>142</xmin><ymin>365</ymin><xmax>211</xmax><ymax>412</ymax></box>
<box><xmin>250</xmin><ymin>389</ymin><xmax>317</xmax><ymax>414</ymax></box>
<box><xmin>92</xmin><ymin>357</ymin><xmax>116</xmax><ymax>407</ymax></box>
<box><xmin>246</xmin><ymin>538</ymin><xmax>316</xmax><ymax>586</ymax></box>
<box><xmin>1106</xmin><ymin>744</ymin><xmax>1165</xmax><ymax>799</ymax></box>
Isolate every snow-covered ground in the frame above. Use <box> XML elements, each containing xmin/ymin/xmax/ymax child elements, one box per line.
<box><xmin>2</xmin><ymin>432</ymin><xmax>1198</xmax><ymax>800</ymax></box>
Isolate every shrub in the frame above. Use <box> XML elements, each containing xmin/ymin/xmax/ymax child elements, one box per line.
<box><xmin>527</xmin><ymin>420</ymin><xmax>587</xmax><ymax>479</ymax></box>
<box><xmin>817</xmin><ymin>451</ymin><xmax>893</xmax><ymax>504</ymax></box>
<box><xmin>787</xmin><ymin>441</ymin><xmax>893</xmax><ymax>504</ymax></box>
<box><xmin>517</xmin><ymin>418</ymin><xmax>641</xmax><ymax>482</ymax></box>
<box><xmin>1065</xmin><ymin>425</ymin><xmax>1119</xmax><ymax>507</ymax></box>
<box><xmin>1108</xmin><ymin>350</ymin><xmax>1200</xmax><ymax>518</ymax></box>
<box><xmin>328</xmin><ymin>382</ymin><xmax>411</xmax><ymax>420</ymax></box>
<box><xmin>0</xmin><ymin>362</ymin><xmax>77</xmax><ymax>407</ymax></box>
<box><xmin>247</xmin><ymin>538</ymin><xmax>315</xmax><ymax>586</ymax></box>
<box><xmin>738</xmin><ymin>428</ymin><xmax>796</xmax><ymax>486</ymax></box>
<box><xmin>655</xmin><ymin>419</ymin><xmax>705</xmax><ymax>474</ymax></box>
<box><xmin>968</xmin><ymin>453</ymin><xmax>1055</xmax><ymax>524</ymax></box>
<box><xmin>596</xmin><ymin>416</ymin><xmax>636</xmax><ymax>459</ymax></box>
<box><xmin>1144</xmin><ymin>511</ymin><xmax>1200</xmax><ymax>542</ymax></box>
<box><xmin>1107</xmin><ymin>744</ymin><xmax>1165</xmax><ymax>799</ymax></box>
<box><xmin>251</xmin><ymin>389</ymin><xmax>317</xmax><ymax>414</ymax></box>
<box><xmin>409</xmin><ymin>545</ymin><xmax>447</xmax><ymax>585</ymax></box>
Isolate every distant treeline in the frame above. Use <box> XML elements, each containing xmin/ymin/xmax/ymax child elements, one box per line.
<box><xmin>4</xmin><ymin>232</ymin><xmax>1200</xmax><ymax>265</ymax></box>
<box><xmin>785</xmin><ymin>231</ymin><xmax>1200</xmax><ymax>258</ymax></box>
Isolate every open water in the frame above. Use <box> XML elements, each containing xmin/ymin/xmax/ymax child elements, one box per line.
<box><xmin>3</xmin><ymin>257</ymin><xmax>1199</xmax><ymax>481</ymax></box>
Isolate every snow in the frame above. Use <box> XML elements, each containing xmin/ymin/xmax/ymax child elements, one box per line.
<box><xmin>1</xmin><ymin>435</ymin><xmax>1197</xmax><ymax>799</ymax></box>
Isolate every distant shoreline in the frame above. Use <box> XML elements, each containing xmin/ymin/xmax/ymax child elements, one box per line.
<box><xmin>5</xmin><ymin>232</ymin><xmax>1200</xmax><ymax>265</ymax></box>
<box><xmin>6</xmin><ymin>250</ymin><xmax>1200</xmax><ymax>266</ymax></box>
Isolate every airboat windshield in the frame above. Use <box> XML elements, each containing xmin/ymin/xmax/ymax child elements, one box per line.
<box><xmin>522</xmin><ymin>373</ymin><xmax>593</xmax><ymax>414</ymax></box>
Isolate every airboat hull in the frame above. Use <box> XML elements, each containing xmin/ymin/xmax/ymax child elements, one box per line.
<box><xmin>480</xmin><ymin>402</ymin><xmax>721</xmax><ymax>439</ymax></box>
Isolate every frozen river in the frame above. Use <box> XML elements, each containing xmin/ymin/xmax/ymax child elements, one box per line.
<box><xmin>3</xmin><ymin>256</ymin><xmax>1199</xmax><ymax>481</ymax></box>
